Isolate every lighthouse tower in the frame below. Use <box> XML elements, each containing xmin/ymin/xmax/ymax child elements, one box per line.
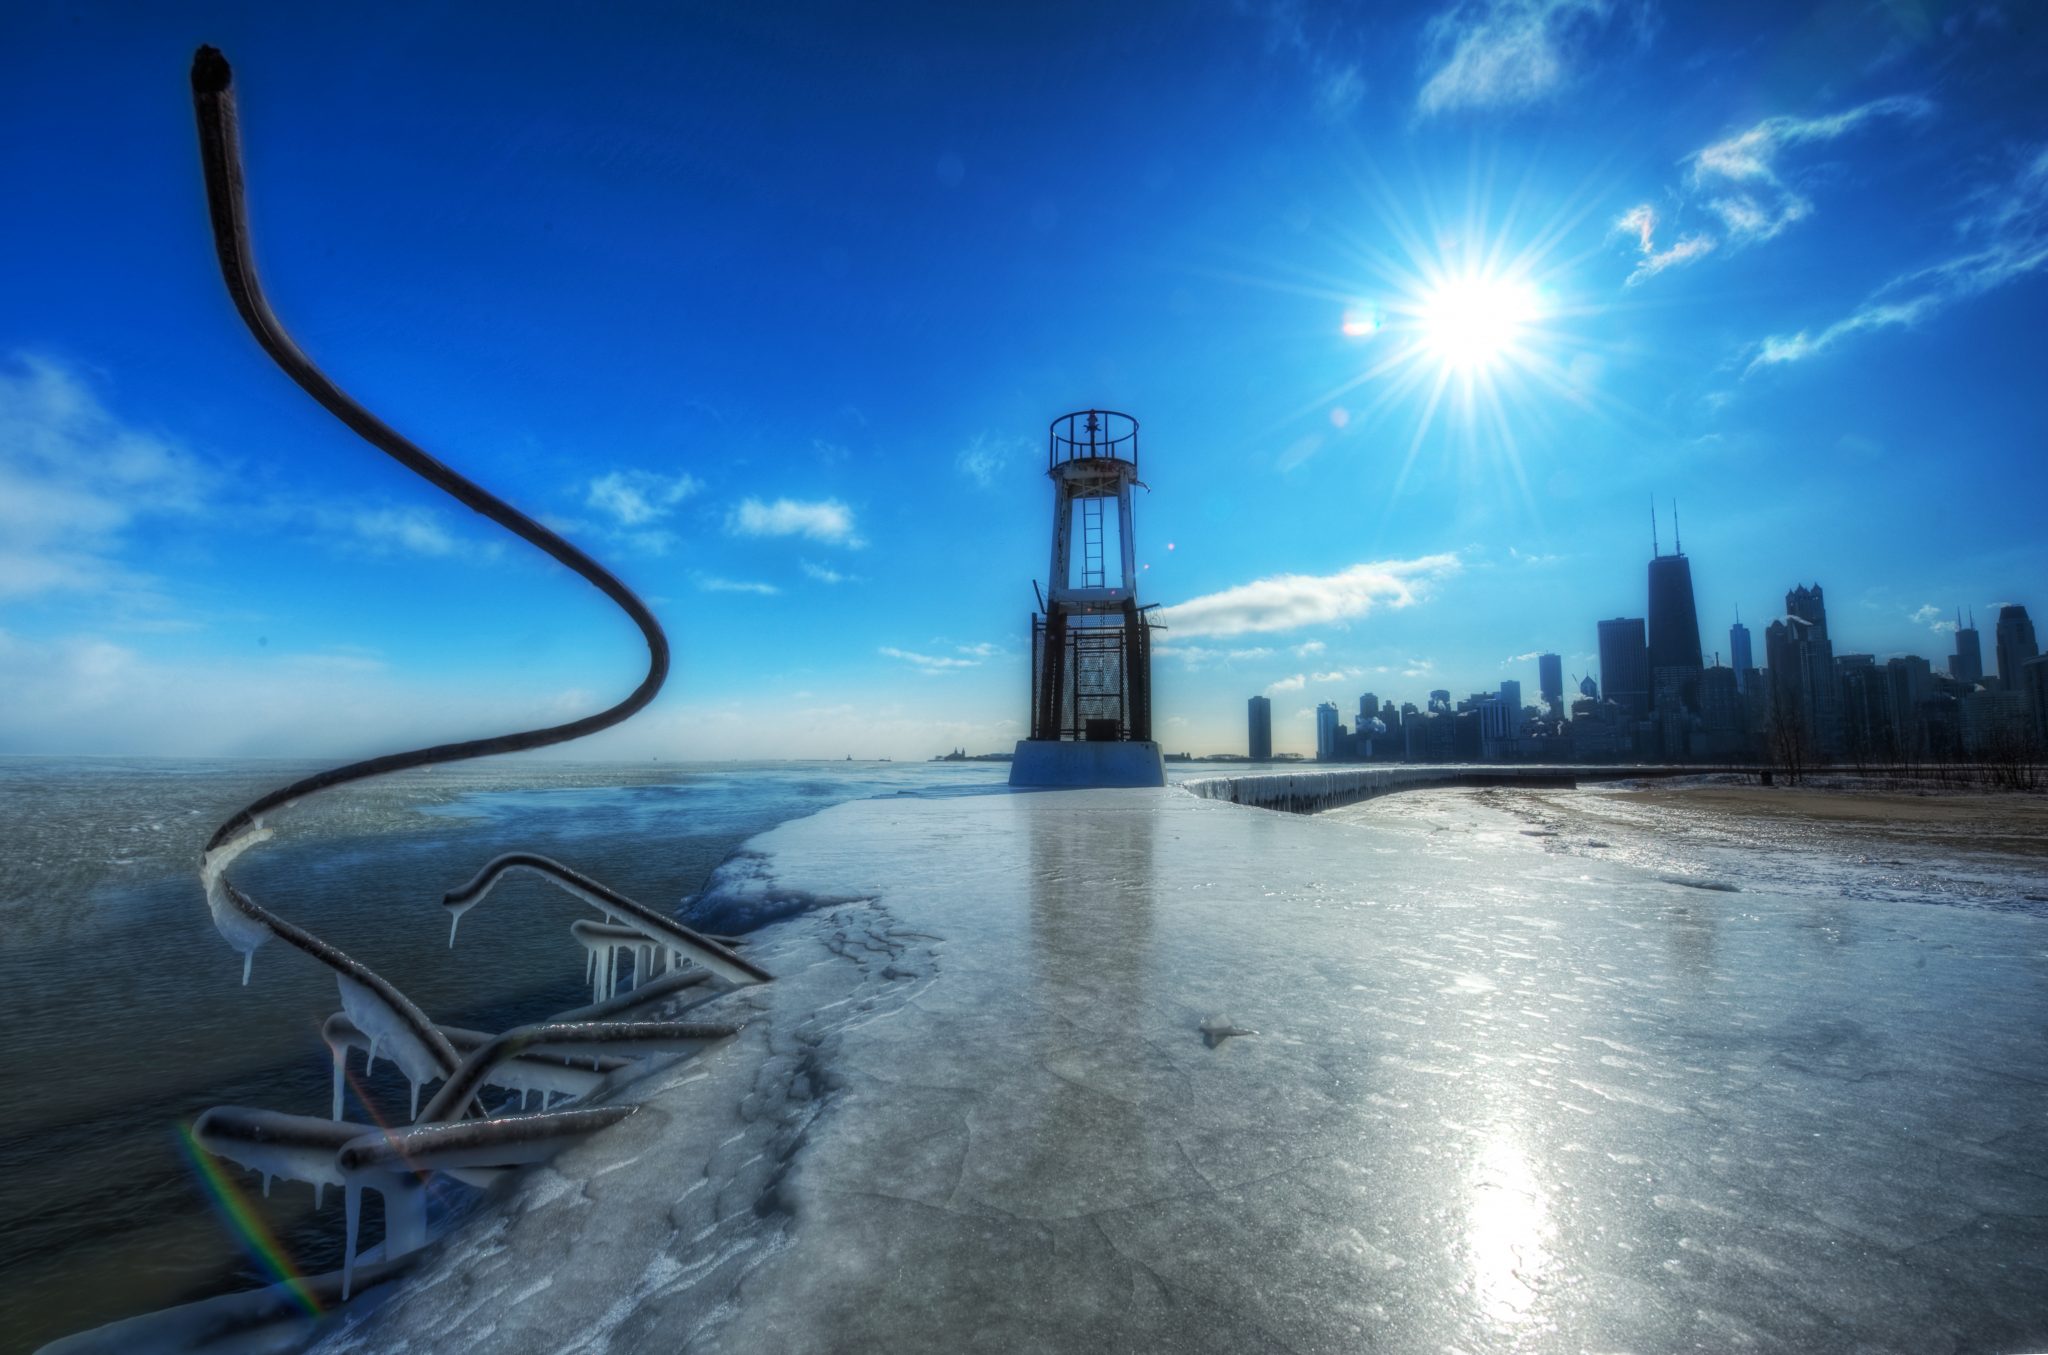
<box><xmin>1009</xmin><ymin>409</ymin><xmax>1166</xmax><ymax>787</ymax></box>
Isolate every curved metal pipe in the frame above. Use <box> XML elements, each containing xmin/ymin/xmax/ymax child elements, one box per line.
<box><xmin>189</xmin><ymin>45</ymin><xmax>670</xmax><ymax>854</ymax></box>
<box><xmin>419</xmin><ymin>1018</ymin><xmax>743</xmax><ymax>1125</ymax></box>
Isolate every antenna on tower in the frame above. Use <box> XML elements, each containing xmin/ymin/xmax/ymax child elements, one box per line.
<box><xmin>1650</xmin><ymin>496</ymin><xmax>1659</xmax><ymax>558</ymax></box>
<box><xmin>1673</xmin><ymin>499</ymin><xmax>1682</xmax><ymax>555</ymax></box>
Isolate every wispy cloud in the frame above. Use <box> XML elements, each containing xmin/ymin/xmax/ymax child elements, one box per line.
<box><xmin>880</xmin><ymin>645</ymin><xmax>979</xmax><ymax>673</ymax></box>
<box><xmin>954</xmin><ymin>641</ymin><xmax>1005</xmax><ymax>659</ymax></box>
<box><xmin>801</xmin><ymin>559</ymin><xmax>862</xmax><ymax>585</ymax></box>
<box><xmin>1265</xmin><ymin>673</ymin><xmax>1307</xmax><ymax>695</ymax></box>
<box><xmin>1689</xmin><ymin>95</ymin><xmax>1933</xmax><ymax>244</ymax></box>
<box><xmin>1156</xmin><ymin>644</ymin><xmax>1278</xmax><ymax>666</ymax></box>
<box><xmin>1750</xmin><ymin>142</ymin><xmax>2048</xmax><ymax>371</ymax></box>
<box><xmin>1416</xmin><ymin>0</ymin><xmax>1626</xmax><ymax>117</ymax></box>
<box><xmin>0</xmin><ymin>354</ymin><xmax>210</xmax><ymax>600</ymax></box>
<box><xmin>694</xmin><ymin>573</ymin><xmax>779</xmax><ymax>596</ymax></box>
<box><xmin>1154</xmin><ymin>553</ymin><xmax>1461</xmax><ymax>639</ymax></box>
<box><xmin>1245</xmin><ymin>0</ymin><xmax>1369</xmax><ymax>120</ymax></box>
<box><xmin>1292</xmin><ymin>639</ymin><xmax>1326</xmax><ymax>656</ymax></box>
<box><xmin>1613</xmin><ymin>203</ymin><xmax>1716</xmax><ymax>284</ymax></box>
<box><xmin>955</xmin><ymin>434</ymin><xmax>1026</xmax><ymax>489</ymax></box>
<box><xmin>346</xmin><ymin>506</ymin><xmax>464</xmax><ymax>557</ymax></box>
<box><xmin>1618</xmin><ymin>96</ymin><xmax>1933</xmax><ymax>286</ymax></box>
<box><xmin>585</xmin><ymin>469</ymin><xmax>703</xmax><ymax>527</ymax></box>
<box><xmin>728</xmin><ymin>496</ymin><xmax>864</xmax><ymax>547</ymax></box>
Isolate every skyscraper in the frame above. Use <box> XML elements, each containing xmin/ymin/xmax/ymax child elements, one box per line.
<box><xmin>1647</xmin><ymin>539</ymin><xmax>1704</xmax><ymax>679</ymax></box>
<box><xmin>1597</xmin><ymin>618</ymin><xmax>1649</xmax><ymax>719</ymax></box>
<box><xmin>1538</xmin><ymin>653</ymin><xmax>1563</xmax><ymax>713</ymax></box>
<box><xmin>1247</xmin><ymin>695</ymin><xmax>1272</xmax><ymax>762</ymax></box>
<box><xmin>1315</xmin><ymin>701</ymin><xmax>1340</xmax><ymax>762</ymax></box>
<box><xmin>1729</xmin><ymin>612</ymin><xmax>1753</xmax><ymax>692</ymax></box>
<box><xmin>1500</xmin><ymin>679</ymin><xmax>1522</xmax><ymax>714</ymax></box>
<box><xmin>1787</xmin><ymin>584</ymin><xmax>1830</xmax><ymax>643</ymax></box>
<box><xmin>1994</xmin><ymin>604</ymin><xmax>2038</xmax><ymax>692</ymax></box>
<box><xmin>1952</xmin><ymin>609</ymin><xmax>1984</xmax><ymax>685</ymax></box>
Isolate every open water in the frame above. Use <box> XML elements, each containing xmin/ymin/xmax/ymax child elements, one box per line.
<box><xmin>0</xmin><ymin>756</ymin><xmax>1002</xmax><ymax>1355</ymax></box>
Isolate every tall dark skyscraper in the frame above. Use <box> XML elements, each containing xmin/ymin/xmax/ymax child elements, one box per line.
<box><xmin>1787</xmin><ymin>583</ymin><xmax>1829</xmax><ymax>644</ymax></box>
<box><xmin>1994</xmin><ymin>604</ymin><xmax>2038</xmax><ymax>691</ymax></box>
<box><xmin>1538</xmin><ymin>653</ymin><xmax>1563</xmax><ymax>713</ymax></box>
<box><xmin>1597</xmin><ymin>617</ymin><xmax>1649</xmax><ymax>719</ymax></box>
<box><xmin>1647</xmin><ymin>526</ymin><xmax>1704</xmax><ymax>677</ymax></box>
<box><xmin>1247</xmin><ymin>695</ymin><xmax>1272</xmax><ymax>761</ymax></box>
<box><xmin>1951</xmin><ymin>608</ymin><xmax>1983</xmax><ymax>685</ymax></box>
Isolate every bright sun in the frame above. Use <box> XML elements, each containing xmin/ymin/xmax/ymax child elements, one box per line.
<box><xmin>1416</xmin><ymin>273</ymin><xmax>1542</xmax><ymax>372</ymax></box>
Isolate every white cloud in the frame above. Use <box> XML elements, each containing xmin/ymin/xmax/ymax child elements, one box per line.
<box><xmin>1749</xmin><ymin>143</ymin><xmax>2048</xmax><ymax>370</ymax></box>
<box><xmin>1265</xmin><ymin>673</ymin><xmax>1307</xmax><ymax>695</ymax></box>
<box><xmin>1417</xmin><ymin>0</ymin><xmax>1620</xmax><ymax>117</ymax></box>
<box><xmin>954</xmin><ymin>641</ymin><xmax>1005</xmax><ymax>658</ymax></box>
<box><xmin>1613</xmin><ymin>203</ymin><xmax>1717</xmax><ymax>284</ymax></box>
<box><xmin>1690</xmin><ymin>96</ymin><xmax>1934</xmax><ymax>243</ymax></box>
<box><xmin>1617</xmin><ymin>96</ymin><xmax>1932</xmax><ymax>287</ymax></box>
<box><xmin>694</xmin><ymin>574</ymin><xmax>779</xmax><ymax>596</ymax></box>
<box><xmin>585</xmin><ymin>469</ymin><xmax>703</xmax><ymax>526</ymax></box>
<box><xmin>1909</xmin><ymin>604</ymin><xmax>1945</xmax><ymax>628</ymax></box>
<box><xmin>955</xmin><ymin>434</ymin><xmax>1026</xmax><ymax>489</ymax></box>
<box><xmin>0</xmin><ymin>354</ymin><xmax>211</xmax><ymax>600</ymax></box>
<box><xmin>1311</xmin><ymin>668</ymin><xmax>1366</xmax><ymax>683</ymax></box>
<box><xmin>1153</xmin><ymin>553</ymin><xmax>1461</xmax><ymax>638</ymax></box>
<box><xmin>728</xmin><ymin>496</ymin><xmax>864</xmax><ymax>547</ymax></box>
<box><xmin>880</xmin><ymin>645</ymin><xmax>979</xmax><ymax>673</ymax></box>
<box><xmin>1292</xmin><ymin>640</ymin><xmax>1326</xmax><ymax>656</ymax></box>
<box><xmin>801</xmin><ymin>560</ymin><xmax>862</xmax><ymax>585</ymax></box>
<box><xmin>348</xmin><ymin>506</ymin><xmax>462</xmax><ymax>557</ymax></box>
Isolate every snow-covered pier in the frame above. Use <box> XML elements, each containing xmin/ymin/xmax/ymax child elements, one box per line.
<box><xmin>1181</xmin><ymin>763</ymin><xmax>1703</xmax><ymax>813</ymax></box>
<box><xmin>311</xmin><ymin>782</ymin><xmax>2048</xmax><ymax>1354</ymax></box>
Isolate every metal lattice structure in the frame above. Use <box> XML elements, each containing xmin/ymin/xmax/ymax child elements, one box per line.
<box><xmin>1026</xmin><ymin>411</ymin><xmax>1153</xmax><ymax>744</ymax></box>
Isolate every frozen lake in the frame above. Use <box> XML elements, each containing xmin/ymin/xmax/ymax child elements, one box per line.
<box><xmin>315</xmin><ymin>781</ymin><xmax>2048</xmax><ymax>1354</ymax></box>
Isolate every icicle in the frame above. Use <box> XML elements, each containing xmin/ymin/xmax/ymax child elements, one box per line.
<box><xmin>448</xmin><ymin>913</ymin><xmax>462</xmax><ymax>948</ymax></box>
<box><xmin>315</xmin><ymin>1181</ymin><xmax>325</xmax><ymax>1209</ymax></box>
<box><xmin>343</xmin><ymin>1184</ymin><xmax>360</xmax><ymax>1300</ymax></box>
<box><xmin>409</xmin><ymin>1078</ymin><xmax>421</xmax><ymax>1121</ymax></box>
<box><xmin>330</xmin><ymin>1046</ymin><xmax>345</xmax><ymax>1122</ymax></box>
<box><xmin>523</xmin><ymin>1087</ymin><xmax>533</xmax><ymax>1110</ymax></box>
<box><xmin>262</xmin><ymin>1173</ymin><xmax>272</xmax><ymax>1198</ymax></box>
<box><xmin>242</xmin><ymin>952</ymin><xmax>252</xmax><ymax>986</ymax></box>
<box><xmin>366</xmin><ymin>1034</ymin><xmax>380</xmax><ymax>1075</ymax></box>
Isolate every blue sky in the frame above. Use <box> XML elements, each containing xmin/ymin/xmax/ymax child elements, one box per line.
<box><xmin>2</xmin><ymin>1</ymin><xmax>2043</xmax><ymax>759</ymax></box>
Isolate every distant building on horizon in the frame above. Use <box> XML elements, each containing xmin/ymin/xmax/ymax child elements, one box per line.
<box><xmin>1766</xmin><ymin>583</ymin><xmax>1843</xmax><ymax>757</ymax></box>
<box><xmin>1315</xmin><ymin>701</ymin><xmax>1340</xmax><ymax>762</ymax></box>
<box><xmin>1247</xmin><ymin>695</ymin><xmax>1272</xmax><ymax>762</ymax></box>
<box><xmin>1995</xmin><ymin>604</ymin><xmax>2038</xmax><ymax>692</ymax></box>
<box><xmin>1597</xmin><ymin>617</ymin><xmax>1649</xmax><ymax>722</ymax></box>
<box><xmin>1538</xmin><ymin>653</ymin><xmax>1562</xmax><ymax>714</ymax></box>
<box><xmin>1951</xmin><ymin>608</ymin><xmax>1984</xmax><ymax>685</ymax></box>
<box><xmin>1729</xmin><ymin>613</ymin><xmax>1753</xmax><ymax>693</ymax></box>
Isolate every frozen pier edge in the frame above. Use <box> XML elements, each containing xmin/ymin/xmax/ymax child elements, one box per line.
<box><xmin>328</xmin><ymin>782</ymin><xmax>2048</xmax><ymax>1354</ymax></box>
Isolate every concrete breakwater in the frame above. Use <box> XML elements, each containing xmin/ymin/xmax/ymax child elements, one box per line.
<box><xmin>1180</xmin><ymin>764</ymin><xmax>1705</xmax><ymax>814</ymax></box>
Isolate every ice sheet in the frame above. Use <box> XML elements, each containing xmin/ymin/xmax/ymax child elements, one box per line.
<box><xmin>320</xmin><ymin>785</ymin><xmax>2048</xmax><ymax>1354</ymax></box>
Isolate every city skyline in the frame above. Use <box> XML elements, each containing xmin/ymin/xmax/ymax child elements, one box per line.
<box><xmin>4</xmin><ymin>5</ymin><xmax>2046</xmax><ymax>761</ymax></box>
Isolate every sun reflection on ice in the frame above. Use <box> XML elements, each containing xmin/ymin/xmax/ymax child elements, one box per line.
<box><xmin>1464</xmin><ymin>1133</ymin><xmax>1554</xmax><ymax>1327</ymax></box>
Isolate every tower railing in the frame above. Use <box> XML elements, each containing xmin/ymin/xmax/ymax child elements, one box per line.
<box><xmin>1049</xmin><ymin>409</ymin><xmax>1138</xmax><ymax>471</ymax></box>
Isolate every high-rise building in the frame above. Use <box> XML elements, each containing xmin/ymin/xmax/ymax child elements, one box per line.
<box><xmin>1729</xmin><ymin>613</ymin><xmax>1753</xmax><ymax>692</ymax></box>
<box><xmin>1597</xmin><ymin>618</ymin><xmax>1649</xmax><ymax>719</ymax></box>
<box><xmin>1951</xmin><ymin>608</ymin><xmax>1983</xmax><ymax>685</ymax></box>
<box><xmin>2021</xmin><ymin>654</ymin><xmax>2048</xmax><ymax>745</ymax></box>
<box><xmin>1538</xmin><ymin>653</ymin><xmax>1563</xmax><ymax>713</ymax></box>
<box><xmin>1648</xmin><ymin>551</ymin><xmax>1703</xmax><ymax>678</ymax></box>
<box><xmin>1788</xmin><ymin>584</ymin><xmax>1830</xmax><ymax>644</ymax></box>
<box><xmin>1764</xmin><ymin>590</ymin><xmax>1842</xmax><ymax>759</ymax></box>
<box><xmin>1994</xmin><ymin>604</ymin><xmax>2038</xmax><ymax>692</ymax></box>
<box><xmin>1838</xmin><ymin>656</ymin><xmax>1893</xmax><ymax>761</ymax></box>
<box><xmin>1500</xmin><ymin>679</ymin><xmax>1522</xmax><ymax>715</ymax></box>
<box><xmin>1357</xmin><ymin>692</ymin><xmax>1379</xmax><ymax>727</ymax></box>
<box><xmin>1247</xmin><ymin>695</ymin><xmax>1272</xmax><ymax>762</ymax></box>
<box><xmin>1428</xmin><ymin>689</ymin><xmax>1451</xmax><ymax>714</ymax></box>
<box><xmin>1885</xmin><ymin>655</ymin><xmax>1933</xmax><ymax>756</ymax></box>
<box><xmin>1315</xmin><ymin>701</ymin><xmax>1340</xmax><ymax>762</ymax></box>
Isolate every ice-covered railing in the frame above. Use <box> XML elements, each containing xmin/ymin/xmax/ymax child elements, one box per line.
<box><xmin>43</xmin><ymin>47</ymin><xmax>776</xmax><ymax>1353</ymax></box>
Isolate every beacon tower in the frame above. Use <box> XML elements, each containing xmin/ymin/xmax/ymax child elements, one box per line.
<box><xmin>1010</xmin><ymin>410</ymin><xmax>1166</xmax><ymax>786</ymax></box>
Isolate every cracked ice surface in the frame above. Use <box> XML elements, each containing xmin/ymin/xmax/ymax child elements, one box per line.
<box><xmin>326</xmin><ymin>787</ymin><xmax>2048</xmax><ymax>1354</ymax></box>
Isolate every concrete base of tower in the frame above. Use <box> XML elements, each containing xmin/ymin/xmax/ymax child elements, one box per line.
<box><xmin>1007</xmin><ymin>740</ymin><xmax>1167</xmax><ymax>788</ymax></box>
